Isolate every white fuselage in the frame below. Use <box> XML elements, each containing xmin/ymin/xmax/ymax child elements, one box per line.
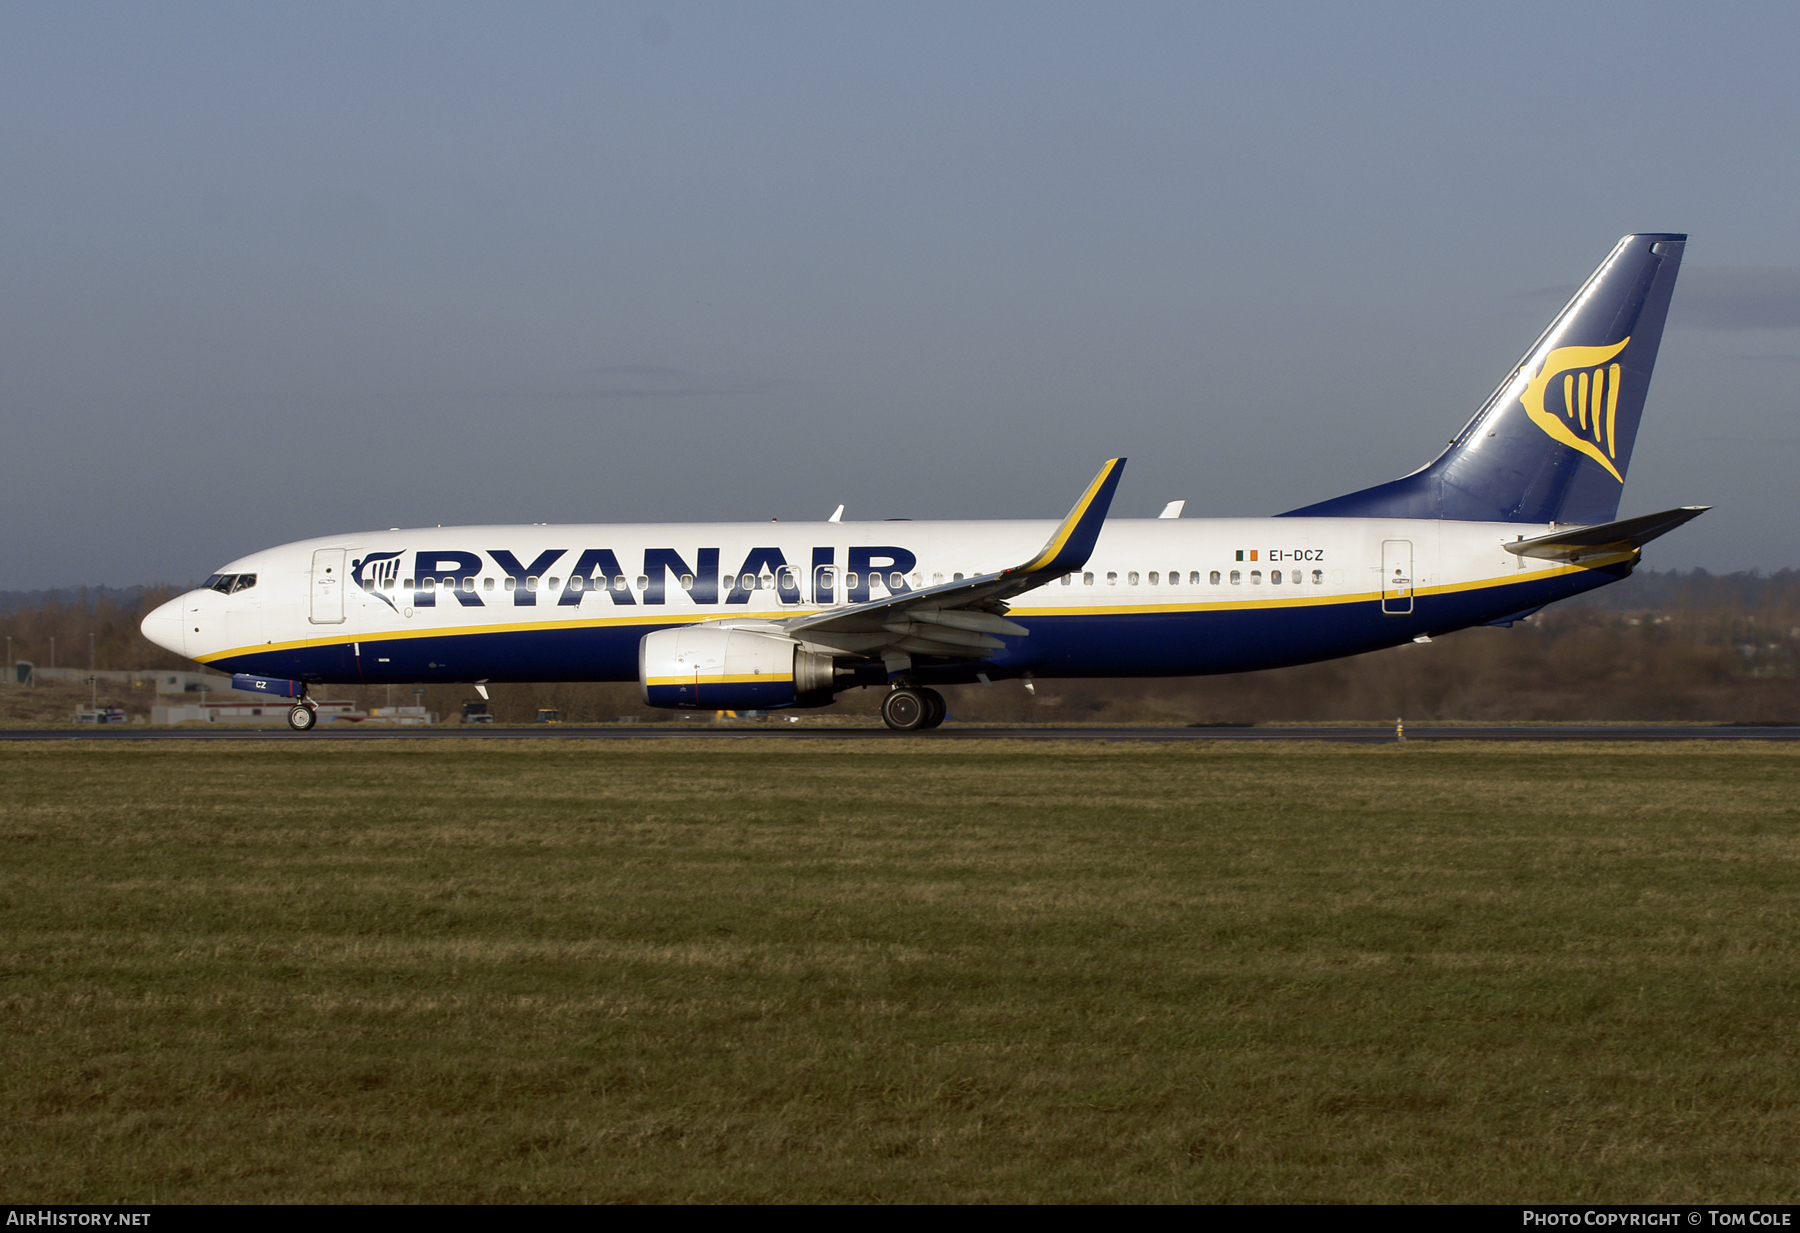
<box><xmin>142</xmin><ymin>514</ymin><xmax>1604</xmax><ymax>687</ymax></box>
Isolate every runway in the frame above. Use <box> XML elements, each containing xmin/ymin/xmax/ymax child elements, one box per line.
<box><xmin>5</xmin><ymin>724</ymin><xmax>1797</xmax><ymax>743</ymax></box>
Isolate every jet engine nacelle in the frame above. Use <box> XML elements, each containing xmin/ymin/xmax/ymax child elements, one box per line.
<box><xmin>639</xmin><ymin>626</ymin><xmax>836</xmax><ymax>710</ymax></box>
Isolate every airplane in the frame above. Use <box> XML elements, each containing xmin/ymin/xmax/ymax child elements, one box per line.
<box><xmin>140</xmin><ymin>233</ymin><xmax>1704</xmax><ymax>731</ymax></box>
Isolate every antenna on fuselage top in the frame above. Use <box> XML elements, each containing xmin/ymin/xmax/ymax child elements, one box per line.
<box><xmin>828</xmin><ymin>504</ymin><xmax>844</xmax><ymax>523</ymax></box>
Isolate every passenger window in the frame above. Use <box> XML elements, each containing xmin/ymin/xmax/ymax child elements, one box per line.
<box><xmin>423</xmin><ymin>578</ymin><xmax>436</xmax><ymax>592</ymax></box>
<box><xmin>548</xmin><ymin>577</ymin><xmax>560</xmax><ymax>591</ymax></box>
<box><xmin>1189</xmin><ymin>571</ymin><xmax>1202</xmax><ymax>585</ymax></box>
<box><xmin>1230</xmin><ymin>570</ymin><xmax>1240</xmax><ymax>585</ymax></box>
<box><xmin>483</xmin><ymin>578</ymin><xmax>495</xmax><ymax>592</ymax></box>
<box><xmin>1271</xmin><ymin>570</ymin><xmax>1282</xmax><ymax>585</ymax></box>
<box><xmin>526</xmin><ymin>576</ymin><xmax>539</xmax><ymax>591</ymax></box>
<box><xmin>846</xmin><ymin>572</ymin><xmax>859</xmax><ymax>589</ymax></box>
<box><xmin>504</xmin><ymin>578</ymin><xmax>516</xmax><ymax>591</ymax></box>
<box><xmin>1106</xmin><ymin>571</ymin><xmax>1118</xmax><ymax>586</ymax></box>
<box><xmin>953</xmin><ymin>573</ymin><xmax>964</xmax><ymax>582</ymax></box>
<box><xmin>1312</xmin><ymin>569</ymin><xmax>1324</xmax><ymax>585</ymax></box>
<box><xmin>1250</xmin><ymin>570</ymin><xmax>1262</xmax><ymax>584</ymax></box>
<box><xmin>934</xmin><ymin>573</ymin><xmax>944</xmax><ymax>585</ymax></box>
<box><xmin>1061</xmin><ymin>574</ymin><xmax>1072</xmax><ymax>585</ymax></box>
<box><xmin>780</xmin><ymin>569</ymin><xmax>796</xmax><ymax>589</ymax></box>
<box><xmin>760</xmin><ymin>573</ymin><xmax>774</xmax><ymax>589</ymax></box>
<box><xmin>1210</xmin><ymin>570</ymin><xmax>1221</xmax><ymax>585</ymax></box>
<box><xmin>911</xmin><ymin>573</ymin><xmax>923</xmax><ymax>588</ymax></box>
<box><xmin>636</xmin><ymin>575</ymin><xmax>649</xmax><ymax>591</ymax></box>
<box><xmin>890</xmin><ymin>572</ymin><xmax>905</xmax><ymax>589</ymax></box>
<box><xmin>1148</xmin><ymin>571</ymin><xmax>1159</xmax><ymax>585</ymax></box>
<box><xmin>1127</xmin><ymin>571</ymin><xmax>1139</xmax><ymax>586</ymax></box>
<box><xmin>680</xmin><ymin>574</ymin><xmax>694</xmax><ymax>591</ymax></box>
<box><xmin>613</xmin><ymin>576</ymin><xmax>628</xmax><ymax>592</ymax></box>
<box><xmin>1083</xmin><ymin>572</ymin><xmax>1095</xmax><ymax>586</ymax></box>
<box><xmin>404</xmin><ymin>578</ymin><xmax>414</xmax><ymax>590</ymax></box>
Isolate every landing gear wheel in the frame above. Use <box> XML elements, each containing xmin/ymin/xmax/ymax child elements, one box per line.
<box><xmin>920</xmin><ymin>688</ymin><xmax>946</xmax><ymax>729</ymax></box>
<box><xmin>287</xmin><ymin>703</ymin><xmax>317</xmax><ymax>731</ymax></box>
<box><xmin>880</xmin><ymin>688</ymin><xmax>929</xmax><ymax>732</ymax></box>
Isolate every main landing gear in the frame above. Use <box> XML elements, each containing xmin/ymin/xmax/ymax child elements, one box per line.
<box><xmin>286</xmin><ymin>700</ymin><xmax>318</xmax><ymax>731</ymax></box>
<box><xmin>879</xmin><ymin>686</ymin><xmax>946</xmax><ymax>732</ymax></box>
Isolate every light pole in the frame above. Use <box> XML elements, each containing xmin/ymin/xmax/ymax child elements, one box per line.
<box><xmin>49</xmin><ymin>636</ymin><xmax>55</xmax><ymax>671</ymax></box>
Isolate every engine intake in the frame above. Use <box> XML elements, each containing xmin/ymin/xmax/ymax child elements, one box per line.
<box><xmin>640</xmin><ymin>626</ymin><xmax>835</xmax><ymax>710</ymax></box>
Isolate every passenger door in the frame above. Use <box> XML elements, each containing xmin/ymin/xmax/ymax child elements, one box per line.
<box><xmin>311</xmin><ymin>548</ymin><xmax>347</xmax><ymax>624</ymax></box>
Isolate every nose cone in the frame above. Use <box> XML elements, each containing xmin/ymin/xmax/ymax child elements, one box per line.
<box><xmin>140</xmin><ymin>597</ymin><xmax>187</xmax><ymax>657</ymax></box>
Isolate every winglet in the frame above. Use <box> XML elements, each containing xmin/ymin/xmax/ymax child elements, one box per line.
<box><xmin>1014</xmin><ymin>458</ymin><xmax>1126</xmax><ymax>577</ymax></box>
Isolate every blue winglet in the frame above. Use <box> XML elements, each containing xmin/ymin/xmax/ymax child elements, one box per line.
<box><xmin>1013</xmin><ymin>458</ymin><xmax>1126</xmax><ymax>578</ymax></box>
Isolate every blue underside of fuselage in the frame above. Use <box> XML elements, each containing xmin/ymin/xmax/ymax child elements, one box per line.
<box><xmin>212</xmin><ymin>563</ymin><xmax>1626</xmax><ymax>689</ymax></box>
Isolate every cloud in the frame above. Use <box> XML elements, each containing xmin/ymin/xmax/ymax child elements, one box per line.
<box><xmin>582</xmin><ymin>365</ymin><xmax>691</xmax><ymax>378</ymax></box>
<box><xmin>1670</xmin><ymin>267</ymin><xmax>1800</xmax><ymax>330</ymax></box>
<box><xmin>480</xmin><ymin>364</ymin><xmax>797</xmax><ymax>401</ymax></box>
<box><xmin>1523</xmin><ymin>267</ymin><xmax>1800</xmax><ymax>330</ymax></box>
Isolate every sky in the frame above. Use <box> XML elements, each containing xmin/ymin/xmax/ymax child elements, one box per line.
<box><xmin>3</xmin><ymin>1</ymin><xmax>1797</xmax><ymax>588</ymax></box>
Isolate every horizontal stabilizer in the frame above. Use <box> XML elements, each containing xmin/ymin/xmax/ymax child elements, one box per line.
<box><xmin>1504</xmin><ymin>506</ymin><xmax>1708</xmax><ymax>563</ymax></box>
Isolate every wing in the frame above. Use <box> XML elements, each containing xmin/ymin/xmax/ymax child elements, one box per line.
<box><xmin>768</xmin><ymin>458</ymin><xmax>1125</xmax><ymax>667</ymax></box>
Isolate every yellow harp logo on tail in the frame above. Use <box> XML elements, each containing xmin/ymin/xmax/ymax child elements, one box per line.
<box><xmin>1519</xmin><ymin>337</ymin><xmax>1630</xmax><ymax>482</ymax></box>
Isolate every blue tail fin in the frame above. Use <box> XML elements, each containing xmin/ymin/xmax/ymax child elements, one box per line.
<box><xmin>1283</xmin><ymin>233</ymin><xmax>1686</xmax><ymax>525</ymax></box>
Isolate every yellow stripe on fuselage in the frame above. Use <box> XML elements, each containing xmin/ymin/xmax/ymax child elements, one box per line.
<box><xmin>193</xmin><ymin>610</ymin><xmax>738</xmax><ymax>664</ymax></box>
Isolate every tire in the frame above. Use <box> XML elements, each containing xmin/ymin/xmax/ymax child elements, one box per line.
<box><xmin>880</xmin><ymin>688</ymin><xmax>928</xmax><ymax>731</ymax></box>
<box><xmin>920</xmin><ymin>688</ymin><xmax>946</xmax><ymax>729</ymax></box>
<box><xmin>287</xmin><ymin>704</ymin><xmax>317</xmax><ymax>731</ymax></box>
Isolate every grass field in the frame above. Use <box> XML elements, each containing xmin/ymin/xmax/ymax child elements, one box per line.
<box><xmin>3</xmin><ymin>739</ymin><xmax>1797</xmax><ymax>1203</ymax></box>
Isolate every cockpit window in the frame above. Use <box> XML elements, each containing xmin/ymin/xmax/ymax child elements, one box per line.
<box><xmin>205</xmin><ymin>573</ymin><xmax>258</xmax><ymax>594</ymax></box>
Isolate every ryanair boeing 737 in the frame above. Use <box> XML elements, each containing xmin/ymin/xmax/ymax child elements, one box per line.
<box><xmin>141</xmin><ymin>234</ymin><xmax>1704</xmax><ymax>730</ymax></box>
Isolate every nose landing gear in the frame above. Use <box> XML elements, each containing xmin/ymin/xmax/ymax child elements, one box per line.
<box><xmin>286</xmin><ymin>700</ymin><xmax>318</xmax><ymax>731</ymax></box>
<box><xmin>879</xmin><ymin>686</ymin><xmax>946</xmax><ymax>732</ymax></box>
